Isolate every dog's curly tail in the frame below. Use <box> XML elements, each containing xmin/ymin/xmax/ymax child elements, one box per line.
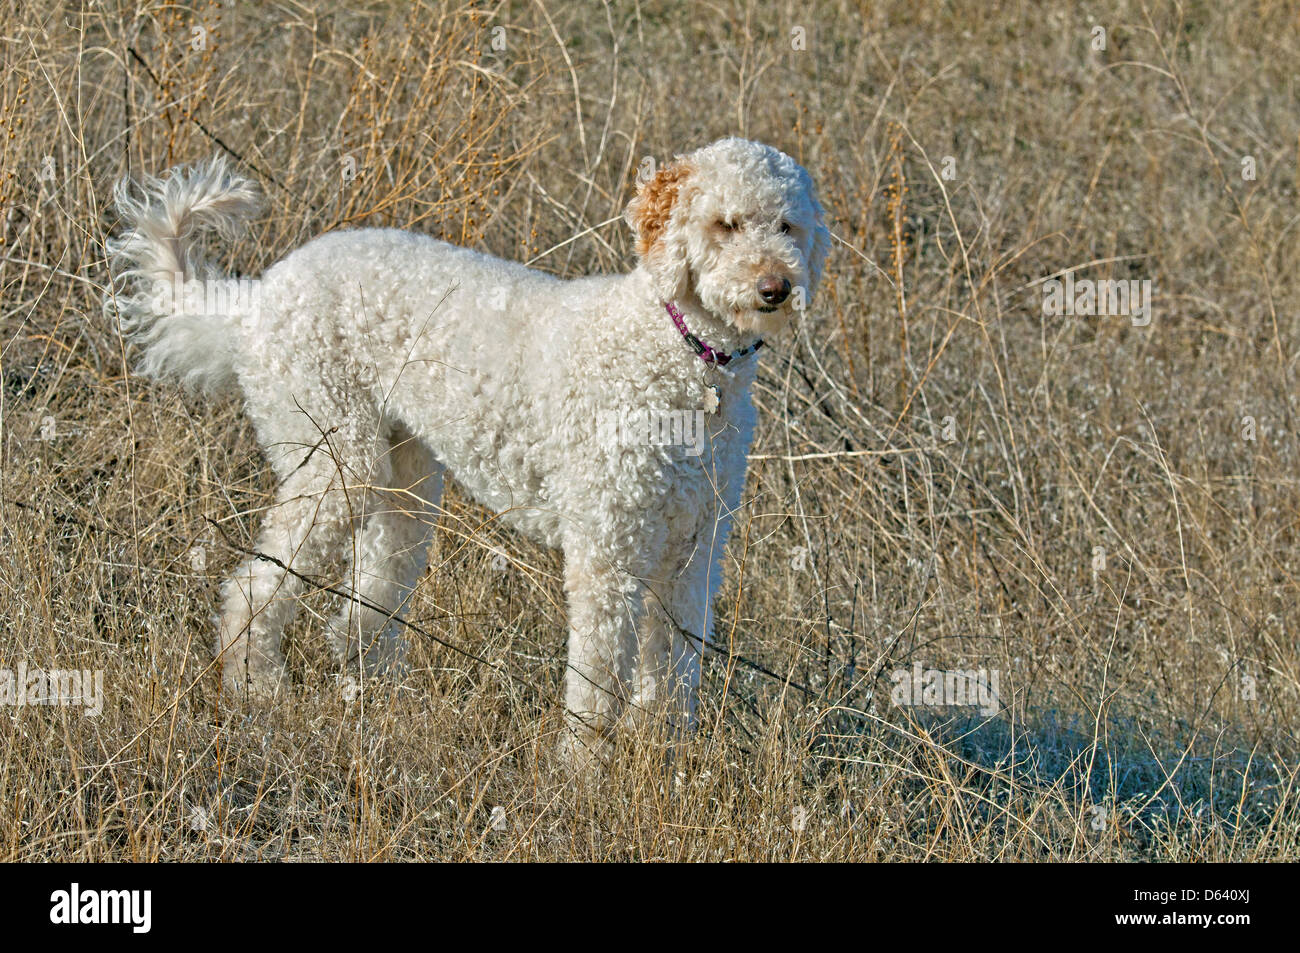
<box><xmin>105</xmin><ymin>154</ymin><xmax>263</xmax><ymax>396</ymax></box>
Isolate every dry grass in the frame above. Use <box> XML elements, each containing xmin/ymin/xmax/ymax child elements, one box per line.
<box><xmin>2</xmin><ymin>0</ymin><xmax>1299</xmax><ymax>861</ymax></box>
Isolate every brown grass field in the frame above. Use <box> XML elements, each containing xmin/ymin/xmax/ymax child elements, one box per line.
<box><xmin>1</xmin><ymin>0</ymin><xmax>1299</xmax><ymax>861</ymax></box>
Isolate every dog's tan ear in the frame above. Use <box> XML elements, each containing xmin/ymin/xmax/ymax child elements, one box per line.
<box><xmin>625</xmin><ymin>159</ymin><xmax>693</xmax><ymax>257</ymax></box>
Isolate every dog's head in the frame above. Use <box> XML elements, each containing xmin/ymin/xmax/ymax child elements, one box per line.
<box><xmin>625</xmin><ymin>138</ymin><xmax>830</xmax><ymax>336</ymax></box>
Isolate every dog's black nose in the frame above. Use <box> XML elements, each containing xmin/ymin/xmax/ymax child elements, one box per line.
<box><xmin>757</xmin><ymin>276</ymin><xmax>791</xmax><ymax>305</ymax></box>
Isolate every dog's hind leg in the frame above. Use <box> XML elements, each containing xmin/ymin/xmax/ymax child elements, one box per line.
<box><xmin>326</xmin><ymin>429</ymin><xmax>442</xmax><ymax>678</ymax></box>
<box><xmin>215</xmin><ymin>409</ymin><xmax>388</xmax><ymax>697</ymax></box>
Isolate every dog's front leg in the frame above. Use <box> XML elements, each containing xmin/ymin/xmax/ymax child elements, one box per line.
<box><xmin>633</xmin><ymin>542</ymin><xmax>723</xmax><ymax>738</ymax></box>
<box><xmin>558</xmin><ymin>537</ymin><xmax>648</xmax><ymax>768</ymax></box>
<box><xmin>664</xmin><ymin>557</ymin><xmax>715</xmax><ymax>733</ymax></box>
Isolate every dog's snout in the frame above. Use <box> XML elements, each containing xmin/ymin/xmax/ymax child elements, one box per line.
<box><xmin>757</xmin><ymin>276</ymin><xmax>791</xmax><ymax>305</ymax></box>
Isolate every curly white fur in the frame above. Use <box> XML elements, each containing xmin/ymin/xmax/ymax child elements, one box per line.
<box><xmin>105</xmin><ymin>138</ymin><xmax>830</xmax><ymax>766</ymax></box>
<box><xmin>105</xmin><ymin>156</ymin><xmax>264</xmax><ymax>395</ymax></box>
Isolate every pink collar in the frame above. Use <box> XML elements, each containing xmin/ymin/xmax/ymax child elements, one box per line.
<box><xmin>664</xmin><ymin>302</ymin><xmax>764</xmax><ymax>366</ymax></box>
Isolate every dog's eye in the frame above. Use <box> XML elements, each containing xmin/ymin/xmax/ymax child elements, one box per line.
<box><xmin>716</xmin><ymin>219</ymin><xmax>737</xmax><ymax>232</ymax></box>
<box><xmin>779</xmin><ymin>221</ymin><xmax>791</xmax><ymax>234</ymax></box>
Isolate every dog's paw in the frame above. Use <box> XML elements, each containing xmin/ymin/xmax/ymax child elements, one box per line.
<box><xmin>556</xmin><ymin>721</ymin><xmax>614</xmax><ymax>776</ymax></box>
<box><xmin>362</xmin><ymin>632</ymin><xmax>410</xmax><ymax>682</ymax></box>
<box><xmin>220</xmin><ymin>660</ymin><xmax>288</xmax><ymax>701</ymax></box>
<box><xmin>327</xmin><ymin>620</ymin><xmax>410</xmax><ymax>683</ymax></box>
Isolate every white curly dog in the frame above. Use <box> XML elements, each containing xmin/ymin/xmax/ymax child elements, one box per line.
<box><xmin>107</xmin><ymin>138</ymin><xmax>829</xmax><ymax>762</ymax></box>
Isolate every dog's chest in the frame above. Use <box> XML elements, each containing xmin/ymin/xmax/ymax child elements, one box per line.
<box><xmin>621</xmin><ymin>366</ymin><xmax>757</xmax><ymax>521</ymax></box>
